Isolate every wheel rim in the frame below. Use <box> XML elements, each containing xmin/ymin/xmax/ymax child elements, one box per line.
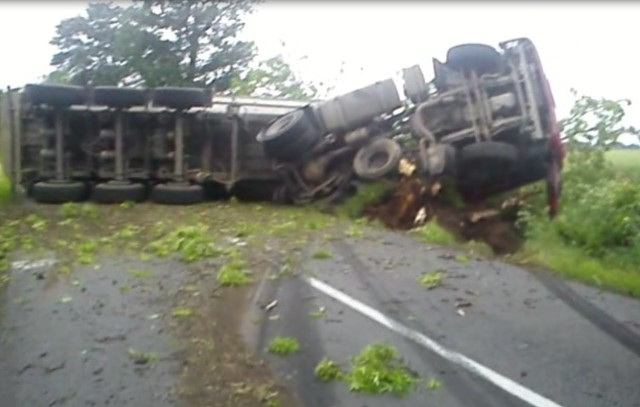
<box><xmin>368</xmin><ymin>151</ymin><xmax>390</xmax><ymax>170</ymax></box>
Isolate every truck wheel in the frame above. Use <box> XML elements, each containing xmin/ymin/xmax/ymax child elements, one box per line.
<box><xmin>459</xmin><ymin>141</ymin><xmax>518</xmax><ymax>167</ymax></box>
<box><xmin>259</xmin><ymin>110</ymin><xmax>321</xmax><ymax>162</ymax></box>
<box><xmin>92</xmin><ymin>181</ymin><xmax>147</xmax><ymax>204</ymax></box>
<box><xmin>25</xmin><ymin>84</ymin><xmax>86</xmax><ymax>107</ymax></box>
<box><xmin>263</xmin><ymin>127</ymin><xmax>321</xmax><ymax>163</ymax></box>
<box><xmin>446</xmin><ymin>44</ymin><xmax>501</xmax><ymax>75</ymax></box>
<box><xmin>94</xmin><ymin>87</ymin><xmax>147</xmax><ymax>108</ymax></box>
<box><xmin>353</xmin><ymin>138</ymin><xmax>402</xmax><ymax>180</ymax></box>
<box><xmin>151</xmin><ymin>183</ymin><xmax>203</xmax><ymax>205</ymax></box>
<box><xmin>258</xmin><ymin>109</ymin><xmax>309</xmax><ymax>143</ymax></box>
<box><xmin>31</xmin><ymin>181</ymin><xmax>87</xmax><ymax>204</ymax></box>
<box><xmin>152</xmin><ymin>87</ymin><xmax>208</xmax><ymax>109</ymax></box>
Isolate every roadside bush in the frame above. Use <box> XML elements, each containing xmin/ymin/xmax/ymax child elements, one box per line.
<box><xmin>554</xmin><ymin>179</ymin><xmax>640</xmax><ymax>258</ymax></box>
<box><xmin>519</xmin><ymin>91</ymin><xmax>640</xmax><ymax>293</ymax></box>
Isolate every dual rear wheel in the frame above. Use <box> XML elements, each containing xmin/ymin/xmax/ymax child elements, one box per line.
<box><xmin>31</xmin><ymin>181</ymin><xmax>204</xmax><ymax>205</ymax></box>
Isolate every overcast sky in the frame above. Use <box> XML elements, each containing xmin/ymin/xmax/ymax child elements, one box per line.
<box><xmin>1</xmin><ymin>1</ymin><xmax>638</xmax><ymax>136</ymax></box>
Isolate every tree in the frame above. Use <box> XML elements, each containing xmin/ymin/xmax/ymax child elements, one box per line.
<box><xmin>559</xmin><ymin>89</ymin><xmax>639</xmax><ymax>189</ymax></box>
<box><xmin>228</xmin><ymin>55</ymin><xmax>318</xmax><ymax>100</ymax></box>
<box><xmin>49</xmin><ymin>1</ymin><xmax>258</xmax><ymax>90</ymax></box>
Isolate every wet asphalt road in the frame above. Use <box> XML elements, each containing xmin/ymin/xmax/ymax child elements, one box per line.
<box><xmin>0</xmin><ymin>253</ymin><xmax>187</xmax><ymax>407</ymax></box>
<box><xmin>1</xmin><ymin>226</ymin><xmax>640</xmax><ymax>407</ymax></box>
<box><xmin>246</xmin><ymin>228</ymin><xmax>640</xmax><ymax>407</ymax></box>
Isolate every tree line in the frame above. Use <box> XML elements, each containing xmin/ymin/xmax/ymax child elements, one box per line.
<box><xmin>45</xmin><ymin>0</ymin><xmax>318</xmax><ymax>100</ymax></box>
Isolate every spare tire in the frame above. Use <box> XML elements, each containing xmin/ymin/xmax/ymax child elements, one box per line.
<box><xmin>94</xmin><ymin>87</ymin><xmax>147</xmax><ymax>108</ymax></box>
<box><xmin>25</xmin><ymin>84</ymin><xmax>86</xmax><ymax>107</ymax></box>
<box><xmin>446</xmin><ymin>43</ymin><xmax>501</xmax><ymax>76</ymax></box>
<box><xmin>152</xmin><ymin>87</ymin><xmax>208</xmax><ymax>109</ymax></box>
<box><xmin>353</xmin><ymin>138</ymin><xmax>402</xmax><ymax>180</ymax></box>
<box><xmin>459</xmin><ymin>141</ymin><xmax>518</xmax><ymax>165</ymax></box>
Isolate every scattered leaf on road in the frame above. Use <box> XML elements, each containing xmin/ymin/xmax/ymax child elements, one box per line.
<box><xmin>418</xmin><ymin>271</ymin><xmax>444</xmax><ymax>289</ymax></box>
<box><xmin>59</xmin><ymin>296</ymin><xmax>72</xmax><ymax>303</ymax></box>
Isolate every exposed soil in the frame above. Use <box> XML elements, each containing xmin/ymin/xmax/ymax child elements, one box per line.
<box><xmin>362</xmin><ymin>177</ymin><xmax>524</xmax><ymax>255</ymax></box>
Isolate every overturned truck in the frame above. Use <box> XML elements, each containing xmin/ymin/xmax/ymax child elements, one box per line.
<box><xmin>2</xmin><ymin>37</ymin><xmax>564</xmax><ymax>215</ymax></box>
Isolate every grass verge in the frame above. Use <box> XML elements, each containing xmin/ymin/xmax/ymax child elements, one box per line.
<box><xmin>336</xmin><ymin>181</ymin><xmax>393</xmax><ymax>219</ymax></box>
<box><xmin>517</xmin><ymin>226</ymin><xmax>640</xmax><ymax>298</ymax></box>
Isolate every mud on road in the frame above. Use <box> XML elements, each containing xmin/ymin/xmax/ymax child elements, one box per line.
<box><xmin>0</xmin><ymin>201</ymin><xmax>334</xmax><ymax>407</ymax></box>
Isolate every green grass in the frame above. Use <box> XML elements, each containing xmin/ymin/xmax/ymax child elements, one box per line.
<box><xmin>217</xmin><ymin>257</ymin><xmax>251</xmax><ymax>287</ymax></box>
<box><xmin>519</xmin><ymin>226</ymin><xmax>640</xmax><ymax>298</ymax></box>
<box><xmin>607</xmin><ymin>149</ymin><xmax>640</xmax><ymax>181</ymax></box>
<box><xmin>410</xmin><ymin>220</ymin><xmax>457</xmax><ymax>246</ymax></box>
<box><xmin>336</xmin><ymin>180</ymin><xmax>394</xmax><ymax>219</ymax></box>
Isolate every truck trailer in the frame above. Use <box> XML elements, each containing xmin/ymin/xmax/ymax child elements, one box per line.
<box><xmin>0</xmin><ymin>37</ymin><xmax>564</xmax><ymax>215</ymax></box>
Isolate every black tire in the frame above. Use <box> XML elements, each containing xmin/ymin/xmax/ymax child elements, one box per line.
<box><xmin>258</xmin><ymin>109</ymin><xmax>322</xmax><ymax>159</ymax></box>
<box><xmin>152</xmin><ymin>87</ymin><xmax>208</xmax><ymax>109</ymax></box>
<box><xmin>31</xmin><ymin>181</ymin><xmax>87</xmax><ymax>204</ymax></box>
<box><xmin>92</xmin><ymin>181</ymin><xmax>147</xmax><ymax>204</ymax></box>
<box><xmin>94</xmin><ymin>87</ymin><xmax>147</xmax><ymax>108</ymax></box>
<box><xmin>151</xmin><ymin>183</ymin><xmax>204</xmax><ymax>205</ymax></box>
<box><xmin>459</xmin><ymin>141</ymin><xmax>518</xmax><ymax>166</ymax></box>
<box><xmin>25</xmin><ymin>84</ymin><xmax>86</xmax><ymax>107</ymax></box>
<box><xmin>257</xmin><ymin>109</ymin><xmax>309</xmax><ymax>142</ymax></box>
<box><xmin>353</xmin><ymin>138</ymin><xmax>402</xmax><ymax>180</ymax></box>
<box><xmin>232</xmin><ymin>181</ymin><xmax>281</xmax><ymax>202</ymax></box>
<box><xmin>262</xmin><ymin>126</ymin><xmax>321</xmax><ymax>163</ymax></box>
<box><xmin>446</xmin><ymin>43</ymin><xmax>501</xmax><ymax>76</ymax></box>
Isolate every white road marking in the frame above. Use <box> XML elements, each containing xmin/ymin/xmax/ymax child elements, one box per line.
<box><xmin>306</xmin><ymin>276</ymin><xmax>566</xmax><ymax>407</ymax></box>
<box><xmin>11</xmin><ymin>258</ymin><xmax>57</xmax><ymax>271</ymax></box>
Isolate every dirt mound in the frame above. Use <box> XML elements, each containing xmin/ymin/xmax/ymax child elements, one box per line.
<box><xmin>362</xmin><ymin>177</ymin><xmax>524</xmax><ymax>255</ymax></box>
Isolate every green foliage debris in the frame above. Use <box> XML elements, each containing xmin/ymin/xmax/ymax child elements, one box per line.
<box><xmin>418</xmin><ymin>271</ymin><xmax>444</xmax><ymax>289</ymax></box>
<box><xmin>217</xmin><ymin>255</ymin><xmax>251</xmax><ymax>287</ymax></box>
<box><xmin>314</xmin><ymin>357</ymin><xmax>344</xmax><ymax>381</ymax></box>
<box><xmin>147</xmin><ymin>224</ymin><xmax>223</xmax><ymax>263</ymax></box>
<box><xmin>313</xmin><ymin>343</ymin><xmax>420</xmax><ymax>397</ymax></box>
<box><xmin>312</xmin><ymin>248</ymin><xmax>332</xmax><ymax>260</ymax></box>
<box><xmin>412</xmin><ymin>221</ymin><xmax>457</xmax><ymax>246</ymax></box>
<box><xmin>267</xmin><ymin>336</ymin><xmax>300</xmax><ymax>356</ymax></box>
<box><xmin>346</xmin><ymin>343</ymin><xmax>419</xmax><ymax>396</ymax></box>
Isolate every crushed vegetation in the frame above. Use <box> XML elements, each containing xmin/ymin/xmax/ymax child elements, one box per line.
<box><xmin>311</xmin><ymin>248</ymin><xmax>333</xmax><ymax>260</ymax></box>
<box><xmin>314</xmin><ymin>357</ymin><xmax>344</xmax><ymax>381</ymax></box>
<box><xmin>314</xmin><ymin>343</ymin><xmax>421</xmax><ymax>397</ymax></box>
<box><xmin>217</xmin><ymin>254</ymin><xmax>252</xmax><ymax>287</ymax></box>
<box><xmin>127</xmin><ymin>348</ymin><xmax>158</xmax><ymax>365</ymax></box>
<box><xmin>418</xmin><ymin>270</ymin><xmax>444</xmax><ymax>289</ymax></box>
<box><xmin>267</xmin><ymin>337</ymin><xmax>300</xmax><ymax>356</ymax></box>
